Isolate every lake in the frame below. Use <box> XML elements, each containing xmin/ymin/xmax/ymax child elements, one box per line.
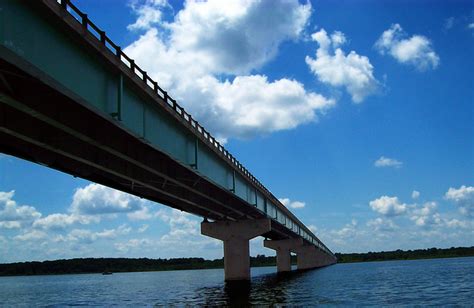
<box><xmin>0</xmin><ymin>257</ymin><xmax>473</xmax><ymax>306</ymax></box>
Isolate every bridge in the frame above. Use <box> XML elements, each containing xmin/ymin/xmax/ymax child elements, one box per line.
<box><xmin>0</xmin><ymin>0</ymin><xmax>336</xmax><ymax>281</ymax></box>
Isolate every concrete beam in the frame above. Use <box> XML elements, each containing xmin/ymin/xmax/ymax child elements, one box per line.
<box><xmin>263</xmin><ymin>238</ymin><xmax>303</xmax><ymax>272</ymax></box>
<box><xmin>294</xmin><ymin>244</ymin><xmax>336</xmax><ymax>270</ymax></box>
<box><xmin>201</xmin><ymin>218</ymin><xmax>271</xmax><ymax>281</ymax></box>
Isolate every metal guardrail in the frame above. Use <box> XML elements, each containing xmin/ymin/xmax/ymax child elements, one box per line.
<box><xmin>55</xmin><ymin>0</ymin><xmax>334</xmax><ymax>258</ymax></box>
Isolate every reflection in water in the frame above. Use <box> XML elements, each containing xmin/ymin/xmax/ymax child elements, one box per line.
<box><xmin>197</xmin><ymin>269</ymin><xmax>315</xmax><ymax>306</ymax></box>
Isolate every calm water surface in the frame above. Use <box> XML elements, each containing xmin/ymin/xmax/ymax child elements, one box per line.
<box><xmin>1</xmin><ymin>257</ymin><xmax>473</xmax><ymax>306</ymax></box>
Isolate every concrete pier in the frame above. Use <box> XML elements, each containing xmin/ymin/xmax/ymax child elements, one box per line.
<box><xmin>201</xmin><ymin>218</ymin><xmax>271</xmax><ymax>281</ymax></box>
<box><xmin>263</xmin><ymin>238</ymin><xmax>304</xmax><ymax>272</ymax></box>
<box><xmin>294</xmin><ymin>244</ymin><xmax>328</xmax><ymax>270</ymax></box>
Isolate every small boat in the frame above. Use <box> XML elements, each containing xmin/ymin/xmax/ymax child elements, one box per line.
<box><xmin>102</xmin><ymin>271</ymin><xmax>113</xmax><ymax>275</ymax></box>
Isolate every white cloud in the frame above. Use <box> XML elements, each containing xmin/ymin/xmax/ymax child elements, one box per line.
<box><xmin>115</xmin><ymin>238</ymin><xmax>154</xmax><ymax>253</ymax></box>
<box><xmin>127</xmin><ymin>205</ymin><xmax>154</xmax><ymax>221</ymax></box>
<box><xmin>114</xmin><ymin>208</ymin><xmax>219</xmax><ymax>256</ymax></box>
<box><xmin>0</xmin><ymin>221</ymin><xmax>21</xmax><ymax>229</ymax></box>
<box><xmin>127</xmin><ymin>0</ymin><xmax>169</xmax><ymax>31</ymax></box>
<box><xmin>66</xmin><ymin>229</ymin><xmax>96</xmax><ymax>244</ymax></box>
<box><xmin>67</xmin><ymin>224</ymin><xmax>132</xmax><ymax>244</ymax></box>
<box><xmin>14</xmin><ymin>230</ymin><xmax>47</xmax><ymax>241</ymax></box>
<box><xmin>444</xmin><ymin>218</ymin><xmax>471</xmax><ymax>229</ymax></box>
<box><xmin>410</xmin><ymin>202</ymin><xmax>442</xmax><ymax>227</ymax></box>
<box><xmin>184</xmin><ymin>75</ymin><xmax>335</xmax><ymax>142</ymax></box>
<box><xmin>318</xmin><ymin>211</ymin><xmax>474</xmax><ymax>253</ymax></box>
<box><xmin>369</xmin><ymin>195</ymin><xmax>407</xmax><ymax>216</ymax></box>
<box><xmin>124</xmin><ymin>1</ymin><xmax>335</xmax><ymax>142</ymax></box>
<box><xmin>156</xmin><ymin>209</ymin><xmax>199</xmax><ymax>241</ymax></box>
<box><xmin>95</xmin><ymin>224</ymin><xmax>132</xmax><ymax>239</ymax></box>
<box><xmin>70</xmin><ymin>183</ymin><xmax>146</xmax><ymax>215</ymax></box>
<box><xmin>166</xmin><ymin>0</ymin><xmax>311</xmax><ymax>75</ymax></box>
<box><xmin>367</xmin><ymin>217</ymin><xmax>398</xmax><ymax>232</ymax></box>
<box><xmin>305</xmin><ymin>28</ymin><xmax>379</xmax><ymax>103</ymax></box>
<box><xmin>331</xmin><ymin>219</ymin><xmax>359</xmax><ymax>240</ymax></box>
<box><xmin>468</xmin><ymin>23</ymin><xmax>474</xmax><ymax>29</ymax></box>
<box><xmin>0</xmin><ymin>191</ymin><xmax>41</xmax><ymax>227</ymax></box>
<box><xmin>412</xmin><ymin>190</ymin><xmax>420</xmax><ymax>199</ymax></box>
<box><xmin>33</xmin><ymin>213</ymin><xmax>97</xmax><ymax>230</ymax></box>
<box><xmin>308</xmin><ymin>224</ymin><xmax>317</xmax><ymax>233</ymax></box>
<box><xmin>375</xmin><ymin>24</ymin><xmax>439</xmax><ymax>71</ymax></box>
<box><xmin>279</xmin><ymin>198</ymin><xmax>306</xmax><ymax>209</ymax></box>
<box><xmin>374</xmin><ymin>156</ymin><xmax>403</xmax><ymax>168</ymax></box>
<box><xmin>445</xmin><ymin>185</ymin><xmax>474</xmax><ymax>217</ymax></box>
<box><xmin>138</xmin><ymin>224</ymin><xmax>149</xmax><ymax>233</ymax></box>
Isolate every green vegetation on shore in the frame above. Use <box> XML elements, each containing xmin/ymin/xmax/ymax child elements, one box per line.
<box><xmin>1</xmin><ymin>246</ymin><xmax>472</xmax><ymax>276</ymax></box>
<box><xmin>334</xmin><ymin>246</ymin><xmax>474</xmax><ymax>263</ymax></box>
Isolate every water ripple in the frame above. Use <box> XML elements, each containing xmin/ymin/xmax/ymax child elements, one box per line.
<box><xmin>0</xmin><ymin>257</ymin><xmax>473</xmax><ymax>306</ymax></box>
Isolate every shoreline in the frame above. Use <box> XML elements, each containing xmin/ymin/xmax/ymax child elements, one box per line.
<box><xmin>1</xmin><ymin>247</ymin><xmax>473</xmax><ymax>277</ymax></box>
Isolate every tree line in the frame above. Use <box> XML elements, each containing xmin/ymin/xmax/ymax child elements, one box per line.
<box><xmin>0</xmin><ymin>246</ymin><xmax>472</xmax><ymax>276</ymax></box>
<box><xmin>334</xmin><ymin>246</ymin><xmax>474</xmax><ymax>263</ymax></box>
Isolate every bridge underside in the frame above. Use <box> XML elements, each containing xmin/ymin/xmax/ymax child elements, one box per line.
<box><xmin>0</xmin><ymin>52</ymin><xmax>335</xmax><ymax>280</ymax></box>
<box><xmin>0</xmin><ymin>48</ymin><xmax>295</xmax><ymax>241</ymax></box>
<box><xmin>0</xmin><ymin>0</ymin><xmax>336</xmax><ymax>281</ymax></box>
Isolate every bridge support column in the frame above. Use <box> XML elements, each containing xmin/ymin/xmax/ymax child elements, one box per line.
<box><xmin>201</xmin><ymin>218</ymin><xmax>271</xmax><ymax>281</ymax></box>
<box><xmin>263</xmin><ymin>238</ymin><xmax>303</xmax><ymax>272</ymax></box>
<box><xmin>295</xmin><ymin>245</ymin><xmax>327</xmax><ymax>270</ymax></box>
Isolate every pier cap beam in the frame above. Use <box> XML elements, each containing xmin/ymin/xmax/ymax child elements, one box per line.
<box><xmin>201</xmin><ymin>218</ymin><xmax>271</xmax><ymax>281</ymax></box>
<box><xmin>264</xmin><ymin>238</ymin><xmax>304</xmax><ymax>272</ymax></box>
<box><xmin>294</xmin><ymin>244</ymin><xmax>333</xmax><ymax>270</ymax></box>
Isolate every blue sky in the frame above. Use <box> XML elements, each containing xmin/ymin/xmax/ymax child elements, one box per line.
<box><xmin>0</xmin><ymin>0</ymin><xmax>473</xmax><ymax>262</ymax></box>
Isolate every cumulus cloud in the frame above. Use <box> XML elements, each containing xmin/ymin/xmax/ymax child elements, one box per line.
<box><xmin>367</xmin><ymin>217</ymin><xmax>398</xmax><ymax>232</ymax></box>
<box><xmin>115</xmin><ymin>238</ymin><xmax>154</xmax><ymax>253</ymax></box>
<box><xmin>124</xmin><ymin>0</ymin><xmax>335</xmax><ymax>142</ymax></box>
<box><xmin>14</xmin><ymin>230</ymin><xmax>47</xmax><ymax>241</ymax></box>
<box><xmin>369</xmin><ymin>195</ymin><xmax>407</xmax><ymax>216</ymax></box>
<box><xmin>375</xmin><ymin>24</ymin><xmax>439</xmax><ymax>71</ymax></box>
<box><xmin>369</xmin><ymin>192</ymin><xmax>472</xmax><ymax>231</ymax></box>
<box><xmin>156</xmin><ymin>209</ymin><xmax>199</xmax><ymax>241</ymax></box>
<box><xmin>66</xmin><ymin>225</ymin><xmax>132</xmax><ymax>244</ymax></box>
<box><xmin>410</xmin><ymin>202</ymin><xmax>442</xmax><ymax>227</ymax></box>
<box><xmin>331</xmin><ymin>219</ymin><xmax>359</xmax><ymax>240</ymax></box>
<box><xmin>444</xmin><ymin>218</ymin><xmax>471</xmax><ymax>229</ymax></box>
<box><xmin>468</xmin><ymin>23</ymin><xmax>474</xmax><ymax>30</ymax></box>
<box><xmin>279</xmin><ymin>198</ymin><xmax>306</xmax><ymax>209</ymax></box>
<box><xmin>138</xmin><ymin>224</ymin><xmax>149</xmax><ymax>233</ymax></box>
<box><xmin>412</xmin><ymin>190</ymin><xmax>420</xmax><ymax>199</ymax></box>
<box><xmin>127</xmin><ymin>0</ymin><xmax>169</xmax><ymax>31</ymax></box>
<box><xmin>114</xmin><ymin>208</ymin><xmax>217</xmax><ymax>255</ymax></box>
<box><xmin>166</xmin><ymin>0</ymin><xmax>311</xmax><ymax>75</ymax></box>
<box><xmin>33</xmin><ymin>213</ymin><xmax>98</xmax><ymax>230</ymax></box>
<box><xmin>176</xmin><ymin>74</ymin><xmax>335</xmax><ymax>142</ymax></box>
<box><xmin>445</xmin><ymin>185</ymin><xmax>474</xmax><ymax>217</ymax></box>
<box><xmin>0</xmin><ymin>191</ymin><xmax>41</xmax><ymax>228</ymax></box>
<box><xmin>0</xmin><ymin>221</ymin><xmax>20</xmax><ymax>229</ymax></box>
<box><xmin>70</xmin><ymin>183</ymin><xmax>146</xmax><ymax>215</ymax></box>
<box><xmin>127</xmin><ymin>205</ymin><xmax>154</xmax><ymax>221</ymax></box>
<box><xmin>305</xmin><ymin>28</ymin><xmax>379</xmax><ymax>103</ymax></box>
<box><xmin>374</xmin><ymin>156</ymin><xmax>403</xmax><ymax>168</ymax></box>
<box><xmin>22</xmin><ymin>183</ymin><xmax>156</xmax><ymax>231</ymax></box>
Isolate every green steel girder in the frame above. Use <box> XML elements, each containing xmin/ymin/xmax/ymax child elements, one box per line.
<box><xmin>0</xmin><ymin>0</ymin><xmax>335</xmax><ymax>258</ymax></box>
